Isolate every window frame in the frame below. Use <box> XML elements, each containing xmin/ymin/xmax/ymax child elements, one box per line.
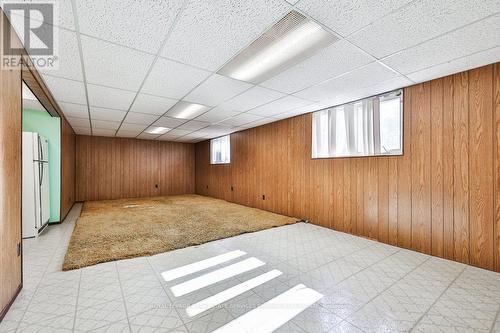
<box><xmin>210</xmin><ymin>134</ymin><xmax>231</xmax><ymax>165</ymax></box>
<box><xmin>311</xmin><ymin>89</ymin><xmax>404</xmax><ymax>159</ymax></box>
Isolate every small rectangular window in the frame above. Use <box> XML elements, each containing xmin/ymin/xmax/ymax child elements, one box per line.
<box><xmin>312</xmin><ymin>90</ymin><xmax>403</xmax><ymax>158</ymax></box>
<box><xmin>210</xmin><ymin>135</ymin><xmax>231</xmax><ymax>164</ymax></box>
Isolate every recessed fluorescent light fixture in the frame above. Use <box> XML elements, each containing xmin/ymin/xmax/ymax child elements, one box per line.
<box><xmin>146</xmin><ymin>126</ymin><xmax>170</xmax><ymax>135</ymax></box>
<box><xmin>218</xmin><ymin>11</ymin><xmax>338</xmax><ymax>84</ymax></box>
<box><xmin>166</xmin><ymin>101</ymin><xmax>210</xmax><ymax>120</ymax></box>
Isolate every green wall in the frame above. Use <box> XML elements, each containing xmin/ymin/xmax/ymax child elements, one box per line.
<box><xmin>22</xmin><ymin>108</ymin><xmax>61</xmax><ymax>223</ymax></box>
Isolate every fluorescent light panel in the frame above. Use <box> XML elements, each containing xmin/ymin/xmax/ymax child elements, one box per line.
<box><xmin>218</xmin><ymin>11</ymin><xmax>338</xmax><ymax>84</ymax></box>
<box><xmin>146</xmin><ymin>126</ymin><xmax>170</xmax><ymax>134</ymax></box>
<box><xmin>161</xmin><ymin>250</ymin><xmax>247</xmax><ymax>282</ymax></box>
<box><xmin>170</xmin><ymin>257</ymin><xmax>265</xmax><ymax>297</ymax></box>
<box><xmin>212</xmin><ymin>284</ymin><xmax>323</xmax><ymax>333</ymax></box>
<box><xmin>166</xmin><ymin>101</ymin><xmax>210</xmax><ymax>120</ymax></box>
<box><xmin>186</xmin><ymin>269</ymin><xmax>283</xmax><ymax>317</ymax></box>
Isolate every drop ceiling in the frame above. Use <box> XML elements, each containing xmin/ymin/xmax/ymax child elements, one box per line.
<box><xmin>7</xmin><ymin>0</ymin><xmax>500</xmax><ymax>143</ymax></box>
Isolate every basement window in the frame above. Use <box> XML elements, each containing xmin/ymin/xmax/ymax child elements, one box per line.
<box><xmin>312</xmin><ymin>90</ymin><xmax>403</xmax><ymax>158</ymax></box>
<box><xmin>210</xmin><ymin>135</ymin><xmax>231</xmax><ymax>164</ymax></box>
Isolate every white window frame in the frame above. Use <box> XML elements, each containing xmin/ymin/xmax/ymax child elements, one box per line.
<box><xmin>312</xmin><ymin>90</ymin><xmax>403</xmax><ymax>159</ymax></box>
<box><xmin>210</xmin><ymin>135</ymin><xmax>231</xmax><ymax>164</ymax></box>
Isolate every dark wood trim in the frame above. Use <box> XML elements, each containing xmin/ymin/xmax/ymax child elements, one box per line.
<box><xmin>0</xmin><ymin>283</ymin><xmax>21</xmax><ymax>323</ymax></box>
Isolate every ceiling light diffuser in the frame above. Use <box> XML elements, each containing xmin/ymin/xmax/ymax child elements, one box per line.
<box><xmin>145</xmin><ymin>126</ymin><xmax>170</xmax><ymax>135</ymax></box>
<box><xmin>218</xmin><ymin>11</ymin><xmax>338</xmax><ymax>84</ymax></box>
<box><xmin>166</xmin><ymin>101</ymin><xmax>211</xmax><ymax>120</ymax></box>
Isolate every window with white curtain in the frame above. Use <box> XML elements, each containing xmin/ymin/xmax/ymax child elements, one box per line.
<box><xmin>312</xmin><ymin>90</ymin><xmax>403</xmax><ymax>158</ymax></box>
<box><xmin>210</xmin><ymin>135</ymin><xmax>231</xmax><ymax>164</ymax></box>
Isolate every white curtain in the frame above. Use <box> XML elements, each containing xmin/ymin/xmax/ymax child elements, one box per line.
<box><xmin>210</xmin><ymin>135</ymin><xmax>231</xmax><ymax>164</ymax></box>
<box><xmin>312</xmin><ymin>93</ymin><xmax>401</xmax><ymax>158</ymax></box>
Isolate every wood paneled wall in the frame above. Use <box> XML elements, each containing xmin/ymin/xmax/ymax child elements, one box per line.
<box><xmin>0</xmin><ymin>10</ymin><xmax>23</xmax><ymax>320</ymax></box>
<box><xmin>60</xmin><ymin>119</ymin><xmax>76</xmax><ymax>220</ymax></box>
<box><xmin>196</xmin><ymin>63</ymin><xmax>500</xmax><ymax>272</ymax></box>
<box><xmin>76</xmin><ymin>136</ymin><xmax>195</xmax><ymax>201</ymax></box>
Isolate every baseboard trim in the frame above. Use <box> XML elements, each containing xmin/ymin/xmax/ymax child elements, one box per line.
<box><xmin>0</xmin><ymin>283</ymin><xmax>22</xmax><ymax>322</ymax></box>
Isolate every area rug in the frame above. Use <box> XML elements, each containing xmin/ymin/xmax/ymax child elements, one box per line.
<box><xmin>63</xmin><ymin>194</ymin><xmax>297</xmax><ymax>270</ymax></box>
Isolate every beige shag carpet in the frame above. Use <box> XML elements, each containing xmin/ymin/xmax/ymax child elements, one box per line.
<box><xmin>63</xmin><ymin>194</ymin><xmax>297</xmax><ymax>270</ymax></box>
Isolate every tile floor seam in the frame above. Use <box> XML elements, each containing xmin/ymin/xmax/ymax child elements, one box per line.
<box><xmin>407</xmin><ymin>264</ymin><xmax>467</xmax><ymax>332</ymax></box>
<box><xmin>344</xmin><ymin>255</ymin><xmax>433</xmax><ymax>329</ymax></box>
<box><xmin>71</xmin><ymin>269</ymin><xmax>83</xmax><ymax>332</ymax></box>
<box><xmin>115</xmin><ymin>262</ymin><xmax>134</xmax><ymax>333</ymax></box>
<box><xmin>145</xmin><ymin>256</ymin><xmax>191</xmax><ymax>333</ymax></box>
<box><xmin>489</xmin><ymin>304</ymin><xmax>500</xmax><ymax>333</ymax></box>
<box><xmin>14</xmin><ymin>221</ymin><xmax>72</xmax><ymax>332</ymax></box>
<box><xmin>313</xmin><ymin>248</ymin><xmax>404</xmax><ymax>311</ymax></box>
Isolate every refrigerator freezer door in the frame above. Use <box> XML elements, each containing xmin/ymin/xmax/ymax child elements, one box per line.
<box><xmin>40</xmin><ymin>161</ymin><xmax>50</xmax><ymax>225</ymax></box>
<box><xmin>39</xmin><ymin>135</ymin><xmax>49</xmax><ymax>163</ymax></box>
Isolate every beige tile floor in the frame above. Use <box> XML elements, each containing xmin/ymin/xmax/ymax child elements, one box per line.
<box><xmin>1</xmin><ymin>203</ymin><xmax>499</xmax><ymax>332</ymax></box>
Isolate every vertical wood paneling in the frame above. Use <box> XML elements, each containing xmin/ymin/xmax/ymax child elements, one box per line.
<box><xmin>1</xmin><ymin>9</ymin><xmax>22</xmax><ymax>317</ymax></box>
<box><xmin>494</xmin><ymin>63</ymin><xmax>500</xmax><ymax>272</ymax></box>
<box><xmin>453</xmin><ymin>72</ymin><xmax>470</xmax><ymax>263</ymax></box>
<box><xmin>378</xmin><ymin>158</ymin><xmax>389</xmax><ymax>243</ymax></box>
<box><xmin>469</xmin><ymin>66</ymin><xmax>494</xmax><ymax>269</ymax></box>
<box><xmin>60</xmin><ymin>118</ymin><xmax>76</xmax><ymax>220</ymax></box>
<box><xmin>76</xmin><ymin>136</ymin><xmax>194</xmax><ymax>201</ymax></box>
<box><xmin>411</xmin><ymin>82</ymin><xmax>432</xmax><ymax>253</ymax></box>
<box><xmin>430</xmin><ymin>78</ymin><xmax>444</xmax><ymax>257</ymax></box>
<box><xmin>194</xmin><ymin>63</ymin><xmax>500</xmax><ymax>272</ymax></box>
<box><xmin>388</xmin><ymin>158</ymin><xmax>398</xmax><ymax>245</ymax></box>
<box><xmin>443</xmin><ymin>75</ymin><xmax>455</xmax><ymax>260</ymax></box>
<box><xmin>398</xmin><ymin>87</ymin><xmax>412</xmax><ymax>248</ymax></box>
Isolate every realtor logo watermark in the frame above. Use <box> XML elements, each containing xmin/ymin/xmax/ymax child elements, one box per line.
<box><xmin>1</xmin><ymin>0</ymin><xmax>58</xmax><ymax>70</ymax></box>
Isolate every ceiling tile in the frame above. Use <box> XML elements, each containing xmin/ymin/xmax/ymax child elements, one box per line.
<box><xmin>81</xmin><ymin>36</ymin><xmax>155</xmax><ymax>91</ymax></box>
<box><xmin>153</xmin><ymin>116</ymin><xmax>185</xmax><ymax>128</ymax></box>
<box><xmin>315</xmin><ymin>76</ymin><xmax>413</xmax><ymax>109</ymax></box>
<box><xmin>90</xmin><ymin>107</ymin><xmax>127</xmax><ymax>122</ymax></box>
<box><xmin>136</xmin><ymin>133</ymin><xmax>159</xmax><ymax>140</ymax></box>
<box><xmin>73</xmin><ymin>127</ymin><xmax>92</xmax><ymax>135</ymax></box>
<box><xmin>141</xmin><ymin>57</ymin><xmax>211</xmax><ymax>99</ymax></box>
<box><xmin>8</xmin><ymin>1</ymin><xmax>75</xmax><ymax>30</ymax></box>
<box><xmin>184</xmin><ymin>74</ymin><xmax>253</xmax><ymax>107</ymax></box>
<box><xmin>130</xmin><ymin>94</ymin><xmax>178</xmax><ymax>116</ymax></box>
<box><xmin>76</xmin><ymin>0</ymin><xmax>185</xmax><ymax>53</ymax></box>
<box><xmin>177</xmin><ymin>120</ymin><xmax>210</xmax><ymax>131</ymax></box>
<box><xmin>195</xmin><ymin>107</ymin><xmax>239</xmax><ymax>124</ymax></box>
<box><xmin>92</xmin><ymin>128</ymin><xmax>117</xmax><ymax>137</ymax></box>
<box><xmin>347</xmin><ymin>0</ymin><xmax>500</xmax><ymax>58</ymax></box>
<box><xmin>165</xmin><ymin>129</ymin><xmax>192</xmax><ymax>137</ymax></box>
<box><xmin>58</xmin><ymin>102</ymin><xmax>89</xmax><ymax>119</ymax></box>
<box><xmin>42</xmin><ymin>75</ymin><xmax>86</xmax><ymax>105</ymax></box>
<box><xmin>122</xmin><ymin>112</ymin><xmax>158</xmax><ymax>125</ymax></box>
<box><xmin>261</xmin><ymin>40</ymin><xmax>374</xmax><ymax>94</ymax></box>
<box><xmin>239</xmin><ymin>118</ymin><xmax>275</xmax><ymax>129</ymax></box>
<box><xmin>297</xmin><ymin>0</ymin><xmax>413</xmax><ymax>37</ymax></box>
<box><xmin>219</xmin><ymin>113</ymin><xmax>263</xmax><ymax>127</ymax></box>
<box><xmin>219</xmin><ymin>86</ymin><xmax>285</xmax><ymax>112</ymax></box>
<box><xmin>407</xmin><ymin>46</ymin><xmax>500</xmax><ymax>83</ymax></box>
<box><xmin>197</xmin><ymin>124</ymin><xmax>235</xmax><ymax>136</ymax></box>
<box><xmin>92</xmin><ymin>120</ymin><xmax>121</xmax><ymax>130</ymax></box>
<box><xmin>271</xmin><ymin>103</ymin><xmax>324</xmax><ymax>119</ymax></box>
<box><xmin>87</xmin><ymin>84</ymin><xmax>136</xmax><ymax>110</ymax></box>
<box><xmin>157</xmin><ymin>133</ymin><xmax>181</xmax><ymax>141</ymax></box>
<box><xmin>161</xmin><ymin>0</ymin><xmax>289</xmax><ymax>71</ymax></box>
<box><xmin>119</xmin><ymin>123</ymin><xmax>148</xmax><ymax>132</ymax></box>
<box><xmin>115</xmin><ymin>129</ymin><xmax>141</xmax><ymax>138</ymax></box>
<box><xmin>294</xmin><ymin>62</ymin><xmax>400</xmax><ymax>102</ymax></box>
<box><xmin>247</xmin><ymin>95</ymin><xmax>314</xmax><ymax>116</ymax></box>
<box><xmin>382</xmin><ymin>15</ymin><xmax>500</xmax><ymax>75</ymax></box>
<box><xmin>38</xmin><ymin>29</ymin><xmax>83</xmax><ymax>81</ymax></box>
<box><xmin>67</xmin><ymin>117</ymin><xmax>90</xmax><ymax>128</ymax></box>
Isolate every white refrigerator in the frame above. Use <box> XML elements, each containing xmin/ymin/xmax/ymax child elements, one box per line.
<box><xmin>22</xmin><ymin>132</ymin><xmax>50</xmax><ymax>238</ymax></box>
